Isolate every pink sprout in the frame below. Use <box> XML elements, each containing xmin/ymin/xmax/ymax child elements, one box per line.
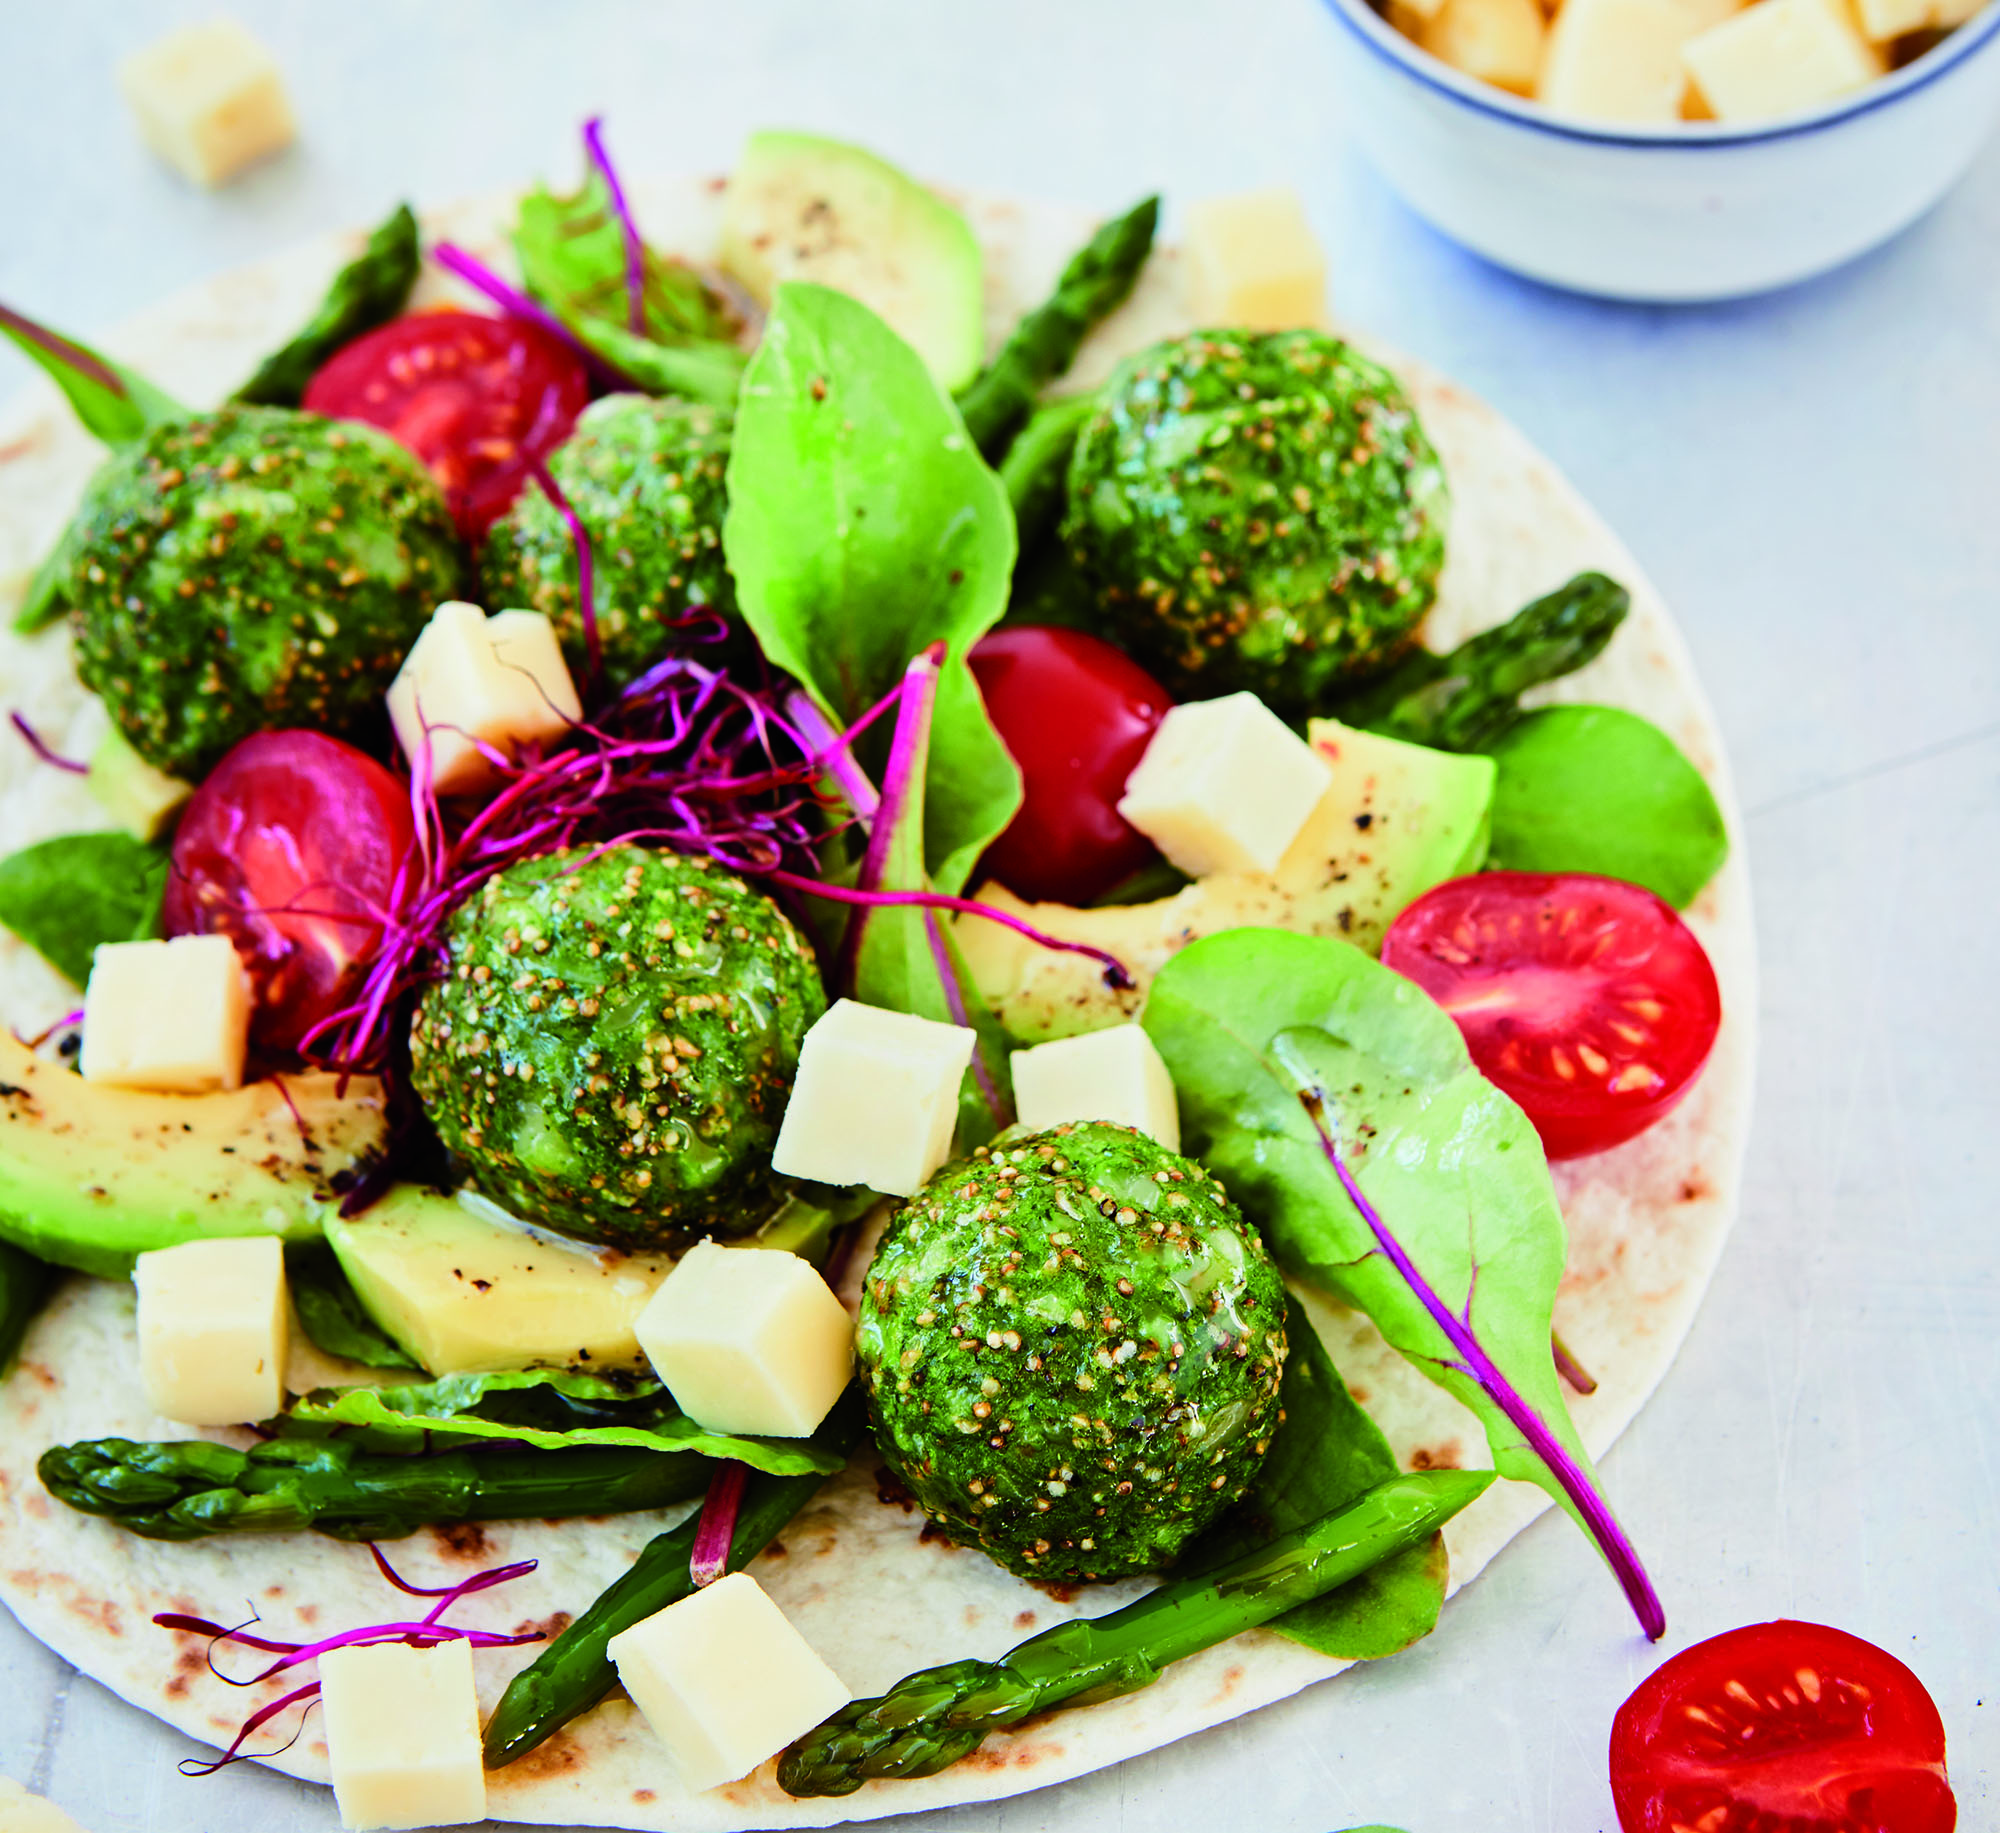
<box><xmin>10</xmin><ymin>711</ymin><xmax>87</xmax><ymax>774</ymax></box>
<box><xmin>525</xmin><ymin>455</ymin><xmax>602</xmax><ymax>696</ymax></box>
<box><xmin>16</xmin><ymin>1007</ymin><xmax>83</xmax><ymax>1051</ymax></box>
<box><xmin>689</xmin><ymin>1460</ymin><xmax>748</xmax><ymax>1588</ymax></box>
<box><xmin>430</xmin><ymin>241</ymin><xmax>635</xmax><ymax>392</ymax></box>
<box><xmin>155</xmin><ymin>1546</ymin><xmax>542</xmax><ymax>1775</ymax></box>
<box><xmin>581</xmin><ymin>117</ymin><xmax>648</xmax><ymax>335</ymax></box>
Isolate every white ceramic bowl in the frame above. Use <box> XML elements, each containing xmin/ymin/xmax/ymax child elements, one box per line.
<box><xmin>1319</xmin><ymin>0</ymin><xmax>2000</xmax><ymax>300</ymax></box>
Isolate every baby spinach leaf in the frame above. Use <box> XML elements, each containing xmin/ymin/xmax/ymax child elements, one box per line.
<box><xmin>0</xmin><ymin>1239</ymin><xmax>58</xmax><ymax>1378</ymax></box>
<box><xmin>724</xmin><ymin>281</ymin><xmax>1021</xmax><ymax>895</ymax></box>
<box><xmin>1486</xmin><ymin>703</ymin><xmax>1728</xmax><ymax>908</ymax></box>
<box><xmin>0</xmin><ymin>830</ymin><xmax>169</xmax><ymax>986</ymax></box>
<box><xmin>0</xmin><ymin>301</ymin><xmax>185</xmax><ymax>446</ymax></box>
<box><xmin>285</xmin><ymin>1368</ymin><xmax>843</xmax><ymax>1475</ymax></box>
<box><xmin>1193</xmin><ymin>1297</ymin><xmax>1446</xmax><ymax>1661</ymax></box>
<box><xmin>233</xmin><ymin>202</ymin><xmax>421</xmax><ymax>407</ymax></box>
<box><xmin>1144</xmin><ymin>927</ymin><xmax>1660</xmax><ymax>1636</ymax></box>
<box><xmin>287</xmin><ymin>1244</ymin><xmax>421</xmax><ymax>1371</ymax></box>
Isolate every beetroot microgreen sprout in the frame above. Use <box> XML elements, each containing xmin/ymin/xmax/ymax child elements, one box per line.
<box><xmin>581</xmin><ymin>117</ymin><xmax>647</xmax><ymax>335</ymax></box>
<box><xmin>430</xmin><ymin>241</ymin><xmax>635</xmax><ymax>392</ymax></box>
<box><xmin>524</xmin><ymin>453</ymin><xmax>602</xmax><ymax>695</ymax></box>
<box><xmin>154</xmin><ymin>1546</ymin><xmax>542</xmax><ymax>1774</ymax></box>
<box><xmin>17</xmin><ymin>1006</ymin><xmax>83</xmax><ymax>1051</ymax></box>
<box><xmin>1296</xmin><ymin>1084</ymin><xmax>1665</xmax><ymax>1641</ymax></box>
<box><xmin>689</xmin><ymin>1460</ymin><xmax>749</xmax><ymax>1588</ymax></box>
<box><xmin>8</xmin><ymin>710</ymin><xmax>87</xmax><ymax>774</ymax></box>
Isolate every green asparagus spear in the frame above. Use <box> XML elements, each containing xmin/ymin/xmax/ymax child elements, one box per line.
<box><xmin>233</xmin><ymin>203</ymin><xmax>421</xmax><ymax>406</ymax></box>
<box><xmin>483</xmin><ymin>1386</ymin><xmax>867</xmax><ymax>1768</ymax></box>
<box><xmin>0</xmin><ymin>1239</ymin><xmax>57</xmax><ymax>1377</ymax></box>
<box><xmin>999</xmin><ymin>393</ymin><xmax>1095</xmax><ymax>558</ymax></box>
<box><xmin>1334</xmin><ymin>571</ymin><xmax>1631</xmax><ymax>754</ymax></box>
<box><xmin>779</xmin><ymin>1467</ymin><xmax>1493</xmax><ymax>1797</ymax></box>
<box><xmin>38</xmin><ymin>1434</ymin><xmax>710</xmax><ymax>1542</ymax></box>
<box><xmin>956</xmin><ymin>196</ymin><xmax>1158</xmax><ymax>459</ymax></box>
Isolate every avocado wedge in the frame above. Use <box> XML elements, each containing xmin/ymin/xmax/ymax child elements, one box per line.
<box><xmin>0</xmin><ymin>1034</ymin><xmax>387</xmax><ymax>1277</ymax></box>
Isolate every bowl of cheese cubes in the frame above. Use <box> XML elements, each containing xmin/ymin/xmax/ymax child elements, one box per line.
<box><xmin>1319</xmin><ymin>0</ymin><xmax>2000</xmax><ymax>298</ymax></box>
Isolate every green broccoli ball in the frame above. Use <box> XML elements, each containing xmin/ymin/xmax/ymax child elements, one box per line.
<box><xmin>1060</xmin><ymin>329</ymin><xmax>1448</xmax><ymax>715</ymax></box>
<box><xmin>67</xmin><ymin>406</ymin><xmax>463</xmax><ymax>778</ymax></box>
<box><xmin>859</xmin><ymin>1120</ymin><xmax>1288</xmax><ymax>1583</ymax></box>
<box><xmin>478</xmin><ymin>393</ymin><xmax>735</xmax><ymax>688</ymax></box>
<box><xmin>408</xmin><ymin>843</ymin><xmax>825</xmax><ymax>1249</ymax></box>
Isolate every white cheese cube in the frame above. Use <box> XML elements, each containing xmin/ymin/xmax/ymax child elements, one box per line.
<box><xmin>1117</xmin><ymin>692</ymin><xmax>1333</xmax><ymax>879</ymax></box>
<box><xmin>81</xmin><ymin>934</ymin><xmax>251</xmax><ymax>1093</ymax></box>
<box><xmin>117</xmin><ymin>18</ymin><xmax>296</xmax><ymax>189</ymax></box>
<box><xmin>1422</xmin><ymin>0</ymin><xmax>1549</xmax><ymax>95</ymax></box>
<box><xmin>606</xmin><ymin>1573</ymin><xmax>850</xmax><ymax>1793</ymax></box>
<box><xmin>1184</xmin><ymin>190</ymin><xmax>1329</xmax><ymax>331</ymax></box>
<box><xmin>318</xmin><ymin>1638</ymin><xmax>485</xmax><ymax>1831</ymax></box>
<box><xmin>1539</xmin><ymin>0</ymin><xmax>1744</xmax><ymax>122</ymax></box>
<box><xmin>770</xmin><ymin>1000</ymin><xmax>974</xmax><ymax>1196</ymax></box>
<box><xmin>0</xmin><ymin>1777</ymin><xmax>89</xmax><ymax>1833</ymax></box>
<box><xmin>1011</xmin><ymin>1026</ymin><xmax>1180</xmax><ymax>1151</ymax></box>
<box><xmin>635</xmin><ymin>1242</ymin><xmax>852</xmax><ymax>1438</ymax></box>
<box><xmin>133</xmin><ymin>1236</ymin><xmax>288</xmax><ymax>1425</ymax></box>
<box><xmin>1855</xmin><ymin>0</ymin><xmax>1931</xmax><ymax>35</ymax></box>
<box><xmin>387</xmin><ymin>601</ymin><xmax>581</xmax><ymax>796</ymax></box>
<box><xmin>1682</xmin><ymin>0</ymin><xmax>1884</xmax><ymax>121</ymax></box>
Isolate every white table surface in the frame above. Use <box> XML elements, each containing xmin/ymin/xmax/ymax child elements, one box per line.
<box><xmin>2</xmin><ymin>4</ymin><xmax>1996</xmax><ymax>1829</ymax></box>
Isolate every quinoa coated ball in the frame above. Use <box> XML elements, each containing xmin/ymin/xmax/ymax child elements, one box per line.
<box><xmin>408</xmin><ymin>843</ymin><xmax>825</xmax><ymax>1249</ymax></box>
<box><xmin>67</xmin><ymin>405</ymin><xmax>463</xmax><ymax>778</ymax></box>
<box><xmin>477</xmin><ymin>393</ymin><xmax>736</xmax><ymax>688</ymax></box>
<box><xmin>859</xmin><ymin>1120</ymin><xmax>1289</xmax><ymax>1583</ymax></box>
<box><xmin>1061</xmin><ymin>329</ymin><xmax>1448</xmax><ymax>716</ymax></box>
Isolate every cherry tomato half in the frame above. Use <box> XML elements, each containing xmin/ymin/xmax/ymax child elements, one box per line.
<box><xmin>1610</xmin><ymin>1620</ymin><xmax>1956</xmax><ymax>1833</ymax></box>
<box><xmin>968</xmin><ymin>625</ymin><xmax>1172</xmax><ymax>904</ymax></box>
<box><xmin>302</xmin><ymin>310</ymin><xmax>590</xmax><ymax>540</ymax></box>
<box><xmin>1381</xmin><ymin>871</ymin><xmax>1721</xmax><ymax>1160</ymax></box>
<box><xmin>162</xmin><ymin>731</ymin><xmax>417</xmax><ymax>1058</ymax></box>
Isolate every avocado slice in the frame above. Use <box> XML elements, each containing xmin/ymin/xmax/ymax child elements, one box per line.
<box><xmin>86</xmin><ymin>725</ymin><xmax>191</xmax><ymax>842</ymax></box>
<box><xmin>0</xmin><ymin>1033</ymin><xmax>388</xmax><ymax>1277</ymax></box>
<box><xmin>959</xmin><ymin>717</ymin><xmax>1495</xmax><ymax>1043</ymax></box>
<box><xmin>721</xmin><ymin>130</ymin><xmax>985</xmax><ymax>391</ymax></box>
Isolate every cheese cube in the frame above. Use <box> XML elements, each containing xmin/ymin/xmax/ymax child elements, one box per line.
<box><xmin>1683</xmin><ymin>0</ymin><xmax>1884</xmax><ymax>121</ymax></box>
<box><xmin>1539</xmin><ymin>0</ymin><xmax>1744</xmax><ymax>122</ymax></box>
<box><xmin>1184</xmin><ymin>190</ymin><xmax>1329</xmax><ymax>331</ymax></box>
<box><xmin>1117</xmin><ymin>692</ymin><xmax>1333</xmax><ymax>879</ymax></box>
<box><xmin>1423</xmin><ymin>0</ymin><xmax>1549</xmax><ymax>96</ymax></box>
<box><xmin>606</xmin><ymin>1573</ymin><xmax>850</xmax><ymax>1793</ymax></box>
<box><xmin>1011</xmin><ymin>1026</ymin><xmax>1181</xmax><ymax>1151</ymax></box>
<box><xmin>635</xmin><ymin>1242</ymin><xmax>852</xmax><ymax>1437</ymax></box>
<box><xmin>318</xmin><ymin>1638</ymin><xmax>486</xmax><ymax>1831</ymax></box>
<box><xmin>1855</xmin><ymin>0</ymin><xmax>1930</xmax><ymax>35</ymax></box>
<box><xmin>81</xmin><ymin>934</ymin><xmax>251</xmax><ymax>1093</ymax></box>
<box><xmin>0</xmin><ymin>1776</ymin><xmax>90</xmax><ymax>1833</ymax></box>
<box><xmin>133</xmin><ymin>1236</ymin><xmax>288</xmax><ymax>1425</ymax></box>
<box><xmin>770</xmin><ymin>1000</ymin><xmax>975</xmax><ymax>1196</ymax></box>
<box><xmin>117</xmin><ymin>18</ymin><xmax>296</xmax><ymax>189</ymax></box>
<box><xmin>387</xmin><ymin>601</ymin><xmax>581</xmax><ymax>796</ymax></box>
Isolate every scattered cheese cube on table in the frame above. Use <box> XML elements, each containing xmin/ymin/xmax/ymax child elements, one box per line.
<box><xmin>0</xmin><ymin>1775</ymin><xmax>90</xmax><ymax>1833</ymax></box>
<box><xmin>1184</xmin><ymin>189</ymin><xmax>1329</xmax><ymax>330</ymax></box>
<box><xmin>1539</xmin><ymin>0</ymin><xmax>1744</xmax><ymax>123</ymax></box>
<box><xmin>1682</xmin><ymin>0</ymin><xmax>1884</xmax><ymax>122</ymax></box>
<box><xmin>81</xmin><ymin>934</ymin><xmax>251</xmax><ymax>1093</ymax></box>
<box><xmin>386</xmin><ymin>601</ymin><xmax>581</xmax><ymax>795</ymax></box>
<box><xmin>770</xmin><ymin>1000</ymin><xmax>975</xmax><ymax>1196</ymax></box>
<box><xmin>117</xmin><ymin>17</ymin><xmax>296</xmax><ymax>189</ymax></box>
<box><xmin>1011</xmin><ymin>1026</ymin><xmax>1181</xmax><ymax>1151</ymax></box>
<box><xmin>134</xmin><ymin>1236</ymin><xmax>288</xmax><ymax>1425</ymax></box>
<box><xmin>318</xmin><ymin>1638</ymin><xmax>486</xmax><ymax>1831</ymax></box>
<box><xmin>1117</xmin><ymin>691</ymin><xmax>1333</xmax><ymax>879</ymax></box>
<box><xmin>1422</xmin><ymin>0</ymin><xmax>1549</xmax><ymax>96</ymax></box>
<box><xmin>607</xmin><ymin>1573</ymin><xmax>851</xmax><ymax>1793</ymax></box>
<box><xmin>635</xmin><ymin>1242</ymin><xmax>852</xmax><ymax>1438</ymax></box>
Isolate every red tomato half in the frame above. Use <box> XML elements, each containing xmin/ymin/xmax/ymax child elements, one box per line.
<box><xmin>163</xmin><ymin>731</ymin><xmax>417</xmax><ymax>1057</ymax></box>
<box><xmin>1381</xmin><ymin>871</ymin><xmax>1720</xmax><ymax>1159</ymax></box>
<box><xmin>302</xmin><ymin>310</ymin><xmax>590</xmax><ymax>540</ymax></box>
<box><xmin>1611</xmin><ymin>1621</ymin><xmax>1956</xmax><ymax>1833</ymax></box>
<box><xmin>968</xmin><ymin>625</ymin><xmax>1172</xmax><ymax>905</ymax></box>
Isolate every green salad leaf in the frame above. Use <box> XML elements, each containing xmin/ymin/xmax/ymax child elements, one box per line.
<box><xmin>287</xmin><ymin>1245</ymin><xmax>421</xmax><ymax>1372</ymax></box>
<box><xmin>285</xmin><ymin>1368</ymin><xmax>844</xmax><ymax>1476</ymax></box>
<box><xmin>725</xmin><ymin>281</ymin><xmax>1021</xmax><ymax>895</ymax></box>
<box><xmin>0</xmin><ymin>831</ymin><xmax>169</xmax><ymax>986</ymax></box>
<box><xmin>233</xmin><ymin>202</ymin><xmax>421</xmax><ymax>407</ymax></box>
<box><xmin>1193</xmin><ymin>1297</ymin><xmax>1447</xmax><ymax>1661</ymax></box>
<box><xmin>1486</xmin><ymin>704</ymin><xmax>1728</xmax><ymax>908</ymax></box>
<box><xmin>0</xmin><ymin>302</ymin><xmax>185</xmax><ymax>448</ymax></box>
<box><xmin>1145</xmin><ymin>927</ymin><xmax>1655</xmax><ymax>1628</ymax></box>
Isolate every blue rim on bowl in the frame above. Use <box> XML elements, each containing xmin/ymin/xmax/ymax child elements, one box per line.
<box><xmin>1318</xmin><ymin>0</ymin><xmax>2000</xmax><ymax>149</ymax></box>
